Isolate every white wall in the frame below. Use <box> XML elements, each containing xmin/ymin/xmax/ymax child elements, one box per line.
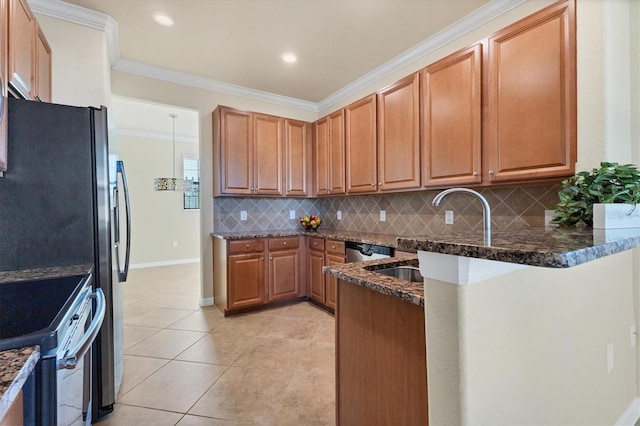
<box><xmin>112</xmin><ymin>97</ymin><xmax>200</xmax><ymax>268</ymax></box>
<box><xmin>425</xmin><ymin>251</ymin><xmax>637</xmax><ymax>425</ymax></box>
<box><xmin>35</xmin><ymin>14</ymin><xmax>111</xmax><ymax>109</ymax></box>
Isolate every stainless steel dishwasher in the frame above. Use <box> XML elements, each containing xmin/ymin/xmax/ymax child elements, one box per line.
<box><xmin>345</xmin><ymin>241</ymin><xmax>393</xmax><ymax>262</ymax></box>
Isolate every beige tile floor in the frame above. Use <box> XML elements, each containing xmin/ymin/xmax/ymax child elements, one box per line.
<box><xmin>95</xmin><ymin>263</ymin><xmax>336</xmax><ymax>426</ymax></box>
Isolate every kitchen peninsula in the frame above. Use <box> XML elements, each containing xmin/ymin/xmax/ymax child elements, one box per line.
<box><xmin>325</xmin><ymin>226</ymin><xmax>640</xmax><ymax>425</ymax></box>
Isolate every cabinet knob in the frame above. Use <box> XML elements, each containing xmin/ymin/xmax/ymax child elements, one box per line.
<box><xmin>313</xmin><ymin>242</ymin><xmax>317</xmax><ymax>246</ymax></box>
<box><xmin>371</xmin><ymin>183</ymin><xmax>376</xmax><ymax>186</ymax></box>
<box><xmin>489</xmin><ymin>170</ymin><xmax>495</xmax><ymax>176</ymax></box>
<box><xmin>331</xmin><ymin>245</ymin><xmax>336</xmax><ymax>249</ymax></box>
<box><xmin>473</xmin><ymin>171</ymin><xmax>479</xmax><ymax>177</ymax></box>
<box><xmin>261</xmin><ymin>257</ymin><xmax>264</xmax><ymax>261</ymax></box>
<box><xmin>378</xmin><ymin>182</ymin><xmax>382</xmax><ymax>186</ymax></box>
<box><xmin>283</xmin><ymin>242</ymin><xmax>287</xmax><ymax>246</ymax></box>
<box><xmin>270</xmin><ymin>256</ymin><xmax>273</xmax><ymax>260</ymax></box>
<box><xmin>246</xmin><ymin>244</ymin><xmax>250</xmax><ymax>248</ymax></box>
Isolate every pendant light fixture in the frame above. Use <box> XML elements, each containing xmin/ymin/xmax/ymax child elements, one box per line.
<box><xmin>154</xmin><ymin>113</ymin><xmax>194</xmax><ymax>192</ymax></box>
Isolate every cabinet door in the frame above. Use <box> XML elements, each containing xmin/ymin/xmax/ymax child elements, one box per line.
<box><xmin>228</xmin><ymin>252</ymin><xmax>266</xmax><ymax>310</ymax></box>
<box><xmin>377</xmin><ymin>74</ymin><xmax>420</xmax><ymax>191</ymax></box>
<box><xmin>328</xmin><ymin>109</ymin><xmax>346</xmax><ymax>194</ymax></box>
<box><xmin>8</xmin><ymin>0</ymin><xmax>34</xmax><ymax>100</ymax></box>
<box><xmin>253</xmin><ymin>113</ymin><xmax>283</xmax><ymax>195</ymax></box>
<box><xmin>269</xmin><ymin>249</ymin><xmax>300</xmax><ymax>301</ymax></box>
<box><xmin>308</xmin><ymin>250</ymin><xmax>325</xmax><ymax>303</ymax></box>
<box><xmin>218</xmin><ymin>107</ymin><xmax>253</xmax><ymax>195</ymax></box>
<box><xmin>485</xmin><ymin>0</ymin><xmax>576</xmax><ymax>182</ymax></box>
<box><xmin>0</xmin><ymin>0</ymin><xmax>8</xmax><ymax>174</ymax></box>
<box><xmin>34</xmin><ymin>22</ymin><xmax>51</xmax><ymax>103</ymax></box>
<box><xmin>346</xmin><ymin>94</ymin><xmax>377</xmax><ymax>194</ymax></box>
<box><xmin>421</xmin><ymin>44</ymin><xmax>482</xmax><ymax>187</ymax></box>
<box><xmin>313</xmin><ymin>117</ymin><xmax>329</xmax><ymax>196</ymax></box>
<box><xmin>284</xmin><ymin>119</ymin><xmax>309</xmax><ymax>196</ymax></box>
<box><xmin>325</xmin><ymin>254</ymin><xmax>345</xmax><ymax>310</ymax></box>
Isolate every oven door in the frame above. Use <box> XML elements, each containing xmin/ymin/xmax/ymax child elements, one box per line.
<box><xmin>56</xmin><ymin>289</ymin><xmax>105</xmax><ymax>426</ymax></box>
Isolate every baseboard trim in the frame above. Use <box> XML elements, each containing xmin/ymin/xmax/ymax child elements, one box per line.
<box><xmin>617</xmin><ymin>397</ymin><xmax>640</xmax><ymax>425</ymax></box>
<box><xmin>200</xmin><ymin>297</ymin><xmax>214</xmax><ymax>307</ymax></box>
<box><xmin>129</xmin><ymin>258</ymin><xmax>200</xmax><ymax>269</ymax></box>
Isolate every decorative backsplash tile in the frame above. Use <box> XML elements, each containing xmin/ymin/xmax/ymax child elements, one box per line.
<box><xmin>213</xmin><ymin>184</ymin><xmax>562</xmax><ymax>235</ymax></box>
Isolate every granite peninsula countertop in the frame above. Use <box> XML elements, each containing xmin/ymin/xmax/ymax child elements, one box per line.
<box><xmin>0</xmin><ymin>264</ymin><xmax>93</xmax><ymax>284</ymax></box>
<box><xmin>397</xmin><ymin>227</ymin><xmax>640</xmax><ymax>268</ymax></box>
<box><xmin>0</xmin><ymin>346</ymin><xmax>39</xmax><ymax>420</ymax></box>
<box><xmin>212</xmin><ymin>229</ymin><xmax>400</xmax><ymax>248</ymax></box>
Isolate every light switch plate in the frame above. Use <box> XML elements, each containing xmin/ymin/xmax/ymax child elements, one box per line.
<box><xmin>380</xmin><ymin>210</ymin><xmax>386</xmax><ymax>222</ymax></box>
<box><xmin>240</xmin><ymin>210</ymin><xmax>248</xmax><ymax>221</ymax></box>
<box><xmin>337</xmin><ymin>210</ymin><xmax>342</xmax><ymax>220</ymax></box>
<box><xmin>289</xmin><ymin>210</ymin><xmax>296</xmax><ymax>219</ymax></box>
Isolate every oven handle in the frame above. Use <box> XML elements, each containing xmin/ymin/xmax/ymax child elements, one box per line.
<box><xmin>57</xmin><ymin>289</ymin><xmax>106</xmax><ymax>370</ymax></box>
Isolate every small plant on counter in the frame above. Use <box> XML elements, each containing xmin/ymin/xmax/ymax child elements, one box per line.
<box><xmin>551</xmin><ymin>162</ymin><xmax>640</xmax><ymax>226</ymax></box>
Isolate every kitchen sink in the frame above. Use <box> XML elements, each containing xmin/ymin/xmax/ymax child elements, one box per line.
<box><xmin>0</xmin><ymin>274</ymin><xmax>89</xmax><ymax>349</ymax></box>
<box><xmin>374</xmin><ymin>266</ymin><xmax>423</xmax><ymax>283</ymax></box>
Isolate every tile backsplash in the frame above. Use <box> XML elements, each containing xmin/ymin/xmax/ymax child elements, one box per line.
<box><xmin>213</xmin><ymin>184</ymin><xmax>562</xmax><ymax>235</ymax></box>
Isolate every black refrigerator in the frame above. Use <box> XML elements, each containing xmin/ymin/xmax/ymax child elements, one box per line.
<box><xmin>0</xmin><ymin>98</ymin><xmax>131</xmax><ymax>422</ymax></box>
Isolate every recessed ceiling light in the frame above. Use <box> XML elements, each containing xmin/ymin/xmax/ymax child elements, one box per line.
<box><xmin>153</xmin><ymin>11</ymin><xmax>174</xmax><ymax>27</ymax></box>
<box><xmin>281</xmin><ymin>52</ymin><xmax>297</xmax><ymax>64</ymax></box>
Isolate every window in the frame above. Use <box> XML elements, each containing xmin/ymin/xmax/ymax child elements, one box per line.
<box><xmin>183</xmin><ymin>155</ymin><xmax>200</xmax><ymax>210</ymax></box>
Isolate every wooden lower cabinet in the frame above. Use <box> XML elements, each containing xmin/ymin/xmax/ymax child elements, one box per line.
<box><xmin>0</xmin><ymin>390</ymin><xmax>23</xmax><ymax>425</ymax></box>
<box><xmin>336</xmin><ymin>279</ymin><xmax>428</xmax><ymax>425</ymax></box>
<box><xmin>228</xmin><ymin>251</ymin><xmax>266</xmax><ymax>310</ymax></box>
<box><xmin>307</xmin><ymin>237</ymin><xmax>344</xmax><ymax>310</ymax></box>
<box><xmin>213</xmin><ymin>236</ymin><xmax>302</xmax><ymax>315</ymax></box>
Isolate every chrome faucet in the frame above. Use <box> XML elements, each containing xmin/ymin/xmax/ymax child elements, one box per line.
<box><xmin>432</xmin><ymin>188</ymin><xmax>491</xmax><ymax>246</ymax></box>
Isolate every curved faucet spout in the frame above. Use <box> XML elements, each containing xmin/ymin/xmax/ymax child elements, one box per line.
<box><xmin>432</xmin><ymin>188</ymin><xmax>491</xmax><ymax>245</ymax></box>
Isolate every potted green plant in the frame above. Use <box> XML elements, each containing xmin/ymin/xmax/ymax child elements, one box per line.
<box><xmin>551</xmin><ymin>162</ymin><xmax>640</xmax><ymax>228</ymax></box>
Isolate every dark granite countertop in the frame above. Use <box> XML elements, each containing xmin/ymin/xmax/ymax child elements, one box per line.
<box><xmin>212</xmin><ymin>229</ymin><xmax>400</xmax><ymax>249</ymax></box>
<box><xmin>0</xmin><ymin>346</ymin><xmax>39</xmax><ymax>420</ymax></box>
<box><xmin>0</xmin><ymin>264</ymin><xmax>93</xmax><ymax>284</ymax></box>
<box><xmin>323</xmin><ymin>251</ymin><xmax>424</xmax><ymax>306</ymax></box>
<box><xmin>397</xmin><ymin>227</ymin><xmax>640</xmax><ymax>268</ymax></box>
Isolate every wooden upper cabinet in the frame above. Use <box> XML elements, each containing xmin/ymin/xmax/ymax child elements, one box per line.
<box><xmin>484</xmin><ymin>0</ymin><xmax>576</xmax><ymax>183</ymax></box>
<box><xmin>313</xmin><ymin>117</ymin><xmax>329</xmax><ymax>195</ymax></box>
<box><xmin>314</xmin><ymin>110</ymin><xmax>345</xmax><ymax>196</ymax></box>
<box><xmin>346</xmin><ymin>94</ymin><xmax>377</xmax><ymax>194</ymax></box>
<box><xmin>377</xmin><ymin>74</ymin><xmax>420</xmax><ymax>191</ymax></box>
<box><xmin>421</xmin><ymin>43</ymin><xmax>482</xmax><ymax>187</ymax></box>
<box><xmin>215</xmin><ymin>106</ymin><xmax>253</xmax><ymax>195</ymax></box>
<box><xmin>328</xmin><ymin>109</ymin><xmax>345</xmax><ymax>194</ymax></box>
<box><xmin>0</xmin><ymin>0</ymin><xmax>8</xmax><ymax>175</ymax></box>
<box><xmin>284</xmin><ymin>119</ymin><xmax>310</xmax><ymax>196</ymax></box>
<box><xmin>34</xmin><ymin>22</ymin><xmax>51</xmax><ymax>103</ymax></box>
<box><xmin>8</xmin><ymin>0</ymin><xmax>35</xmax><ymax>100</ymax></box>
<box><xmin>253</xmin><ymin>113</ymin><xmax>283</xmax><ymax>195</ymax></box>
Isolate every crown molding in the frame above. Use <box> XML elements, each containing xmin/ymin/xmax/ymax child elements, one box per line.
<box><xmin>317</xmin><ymin>0</ymin><xmax>528</xmax><ymax>111</ymax></box>
<box><xmin>113</xmin><ymin>59</ymin><xmax>319</xmax><ymax>113</ymax></box>
<box><xmin>28</xmin><ymin>0</ymin><xmax>120</xmax><ymax>66</ymax></box>
<box><xmin>116</xmin><ymin>128</ymin><xmax>199</xmax><ymax>144</ymax></box>
<box><xmin>27</xmin><ymin>0</ymin><xmax>528</xmax><ymax>115</ymax></box>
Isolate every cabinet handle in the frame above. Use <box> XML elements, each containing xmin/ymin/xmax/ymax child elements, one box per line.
<box><xmin>473</xmin><ymin>171</ymin><xmax>479</xmax><ymax>177</ymax></box>
<box><xmin>489</xmin><ymin>170</ymin><xmax>495</xmax><ymax>176</ymax></box>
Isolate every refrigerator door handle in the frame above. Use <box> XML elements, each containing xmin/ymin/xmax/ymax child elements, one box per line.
<box><xmin>112</xmin><ymin>186</ymin><xmax>120</xmax><ymax>245</ymax></box>
<box><xmin>116</xmin><ymin>160</ymin><xmax>131</xmax><ymax>282</ymax></box>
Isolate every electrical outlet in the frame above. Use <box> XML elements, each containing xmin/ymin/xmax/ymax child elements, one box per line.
<box><xmin>337</xmin><ymin>210</ymin><xmax>342</xmax><ymax>220</ymax></box>
<box><xmin>380</xmin><ymin>210</ymin><xmax>386</xmax><ymax>222</ymax></box>
<box><xmin>607</xmin><ymin>344</ymin><xmax>614</xmax><ymax>373</ymax></box>
<box><xmin>240</xmin><ymin>210</ymin><xmax>248</xmax><ymax>221</ymax></box>
<box><xmin>631</xmin><ymin>326</ymin><xmax>637</xmax><ymax>348</ymax></box>
<box><xmin>172</xmin><ymin>241</ymin><xmax>178</xmax><ymax>247</ymax></box>
<box><xmin>289</xmin><ymin>210</ymin><xmax>296</xmax><ymax>219</ymax></box>
<box><xmin>445</xmin><ymin>210</ymin><xmax>454</xmax><ymax>225</ymax></box>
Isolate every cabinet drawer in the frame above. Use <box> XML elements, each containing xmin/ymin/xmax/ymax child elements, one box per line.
<box><xmin>269</xmin><ymin>237</ymin><xmax>299</xmax><ymax>251</ymax></box>
<box><xmin>308</xmin><ymin>237</ymin><xmax>325</xmax><ymax>252</ymax></box>
<box><xmin>326</xmin><ymin>239</ymin><xmax>345</xmax><ymax>256</ymax></box>
<box><xmin>228</xmin><ymin>239</ymin><xmax>265</xmax><ymax>254</ymax></box>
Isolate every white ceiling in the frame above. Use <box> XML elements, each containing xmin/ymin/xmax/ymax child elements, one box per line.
<box><xmin>45</xmin><ymin>0</ymin><xmax>496</xmax><ymax>106</ymax></box>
